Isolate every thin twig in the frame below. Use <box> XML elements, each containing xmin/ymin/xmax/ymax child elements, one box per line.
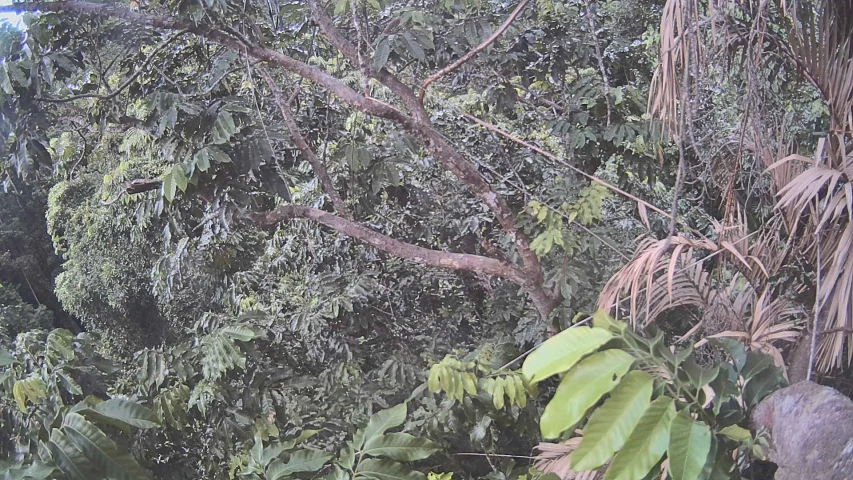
<box><xmin>807</xmin><ymin>224</ymin><xmax>821</xmax><ymax>382</ymax></box>
<box><xmin>459</xmin><ymin>110</ymin><xmax>672</xmax><ymax>219</ymax></box>
<box><xmin>419</xmin><ymin>0</ymin><xmax>532</xmax><ymax>102</ymax></box>
<box><xmin>37</xmin><ymin>30</ymin><xmax>190</xmax><ymax>103</ymax></box>
<box><xmin>583</xmin><ymin>0</ymin><xmax>612</xmax><ymax>126</ymax></box>
<box><xmin>454</xmin><ymin>453</ymin><xmax>539</xmax><ymax>459</ymax></box>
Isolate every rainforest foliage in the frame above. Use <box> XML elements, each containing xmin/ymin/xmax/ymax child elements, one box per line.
<box><xmin>0</xmin><ymin>0</ymin><xmax>850</xmax><ymax>479</ymax></box>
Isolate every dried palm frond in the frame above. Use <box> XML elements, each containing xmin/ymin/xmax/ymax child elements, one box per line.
<box><xmin>706</xmin><ymin>288</ymin><xmax>804</xmax><ymax>375</ymax></box>
<box><xmin>532</xmin><ymin>436</ymin><xmax>602</xmax><ymax>480</ymax></box>
<box><xmin>771</xmin><ymin>144</ymin><xmax>853</xmax><ymax>371</ymax></box>
<box><xmin>598</xmin><ymin>236</ymin><xmax>717</xmax><ymax>327</ymax></box>
<box><xmin>648</xmin><ymin>0</ymin><xmax>687</xmax><ymax>137</ymax></box>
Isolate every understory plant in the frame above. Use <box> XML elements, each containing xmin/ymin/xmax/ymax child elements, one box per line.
<box><xmin>521</xmin><ymin>311</ymin><xmax>781</xmax><ymax>480</ymax></box>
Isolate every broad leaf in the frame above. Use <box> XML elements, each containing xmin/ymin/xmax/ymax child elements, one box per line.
<box><xmin>374</xmin><ymin>36</ymin><xmax>391</xmax><ymax>72</ymax></box>
<box><xmin>47</xmin><ymin>429</ymin><xmax>99</xmax><ymax>480</ymax></box>
<box><xmin>709</xmin><ymin>339</ymin><xmax>747</xmax><ymax>371</ymax></box>
<box><xmin>364</xmin><ymin>403</ymin><xmax>406</xmax><ymax>441</ymax></box>
<box><xmin>540</xmin><ymin>349</ymin><xmax>634</xmax><ymax>439</ymax></box>
<box><xmin>522</xmin><ymin>326</ymin><xmax>614</xmax><ymax>383</ymax></box>
<box><xmin>266</xmin><ymin>449</ymin><xmax>332</xmax><ymax>480</ymax></box>
<box><xmin>740</xmin><ymin>351</ymin><xmax>773</xmax><ymax>381</ymax></box>
<box><xmin>572</xmin><ymin>370</ymin><xmax>653</xmax><ymax>471</ymax></box>
<box><xmin>46</xmin><ymin>329</ymin><xmax>74</xmax><ymax>361</ymax></box>
<box><xmin>13</xmin><ymin>377</ymin><xmax>47</xmax><ymax>412</ymax></box>
<box><xmin>74</xmin><ymin>398</ymin><xmax>160</xmax><ymax>430</ymax></box>
<box><xmin>718</xmin><ymin>425</ymin><xmax>751</xmax><ymax>442</ymax></box>
<box><xmin>683</xmin><ymin>358</ymin><xmax>719</xmax><ymax>389</ymax></box>
<box><xmin>667</xmin><ymin>410</ymin><xmax>712</xmax><ymax>480</ymax></box>
<box><xmin>61</xmin><ymin>413</ymin><xmax>150</xmax><ymax>480</ymax></box>
<box><xmin>743</xmin><ymin>367</ymin><xmax>785</xmax><ymax>406</ymax></box>
<box><xmin>357</xmin><ymin>458</ymin><xmax>425</xmax><ymax>480</ymax></box>
<box><xmin>362</xmin><ymin>433</ymin><xmax>438</xmax><ymax>461</ymax></box>
<box><xmin>603</xmin><ymin>396</ymin><xmax>675</xmax><ymax>480</ymax></box>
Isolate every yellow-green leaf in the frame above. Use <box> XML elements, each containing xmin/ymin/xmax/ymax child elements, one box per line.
<box><xmin>540</xmin><ymin>349</ymin><xmax>634</xmax><ymax>439</ymax></box>
<box><xmin>667</xmin><ymin>410</ymin><xmax>712</xmax><ymax>480</ymax></box>
<box><xmin>522</xmin><ymin>326</ymin><xmax>614</xmax><ymax>383</ymax></box>
<box><xmin>603</xmin><ymin>396</ymin><xmax>676</xmax><ymax>480</ymax></box>
<box><xmin>572</xmin><ymin>371</ymin><xmax>654</xmax><ymax>471</ymax></box>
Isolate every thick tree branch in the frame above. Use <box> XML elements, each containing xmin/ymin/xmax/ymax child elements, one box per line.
<box><xmin>305</xmin><ymin>0</ymin><xmax>426</xmax><ymax>120</ymax></box>
<box><xmin>305</xmin><ymin>0</ymin><xmax>547</xmax><ymax>299</ymax></box>
<box><xmin>249</xmin><ymin>205</ymin><xmax>527</xmax><ymax>285</ymax></box>
<box><xmin>257</xmin><ymin>68</ymin><xmax>350</xmax><ymax>218</ymax></box>
<box><xmin>418</xmin><ymin>0</ymin><xmax>533</xmax><ymax>103</ymax></box>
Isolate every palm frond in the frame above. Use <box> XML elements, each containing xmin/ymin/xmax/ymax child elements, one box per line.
<box><xmin>532</xmin><ymin>437</ymin><xmax>602</xmax><ymax>480</ymax></box>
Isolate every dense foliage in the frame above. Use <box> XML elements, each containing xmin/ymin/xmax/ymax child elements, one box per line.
<box><xmin>0</xmin><ymin>0</ymin><xmax>850</xmax><ymax>479</ymax></box>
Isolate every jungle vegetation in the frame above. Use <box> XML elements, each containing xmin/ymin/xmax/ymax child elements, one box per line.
<box><xmin>0</xmin><ymin>0</ymin><xmax>851</xmax><ymax>479</ymax></box>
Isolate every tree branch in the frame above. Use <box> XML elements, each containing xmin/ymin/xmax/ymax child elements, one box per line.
<box><xmin>257</xmin><ymin>68</ymin><xmax>350</xmax><ymax>218</ymax></box>
<box><xmin>249</xmin><ymin>205</ymin><xmax>526</xmax><ymax>284</ymax></box>
<box><xmin>5</xmin><ymin>1</ymin><xmax>557</xmax><ymax>317</ymax></box>
<box><xmin>418</xmin><ymin>0</ymin><xmax>533</xmax><ymax>103</ymax></box>
<box><xmin>305</xmin><ymin>0</ymin><xmax>426</xmax><ymax>119</ymax></box>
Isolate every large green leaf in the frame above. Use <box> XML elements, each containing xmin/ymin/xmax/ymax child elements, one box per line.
<box><xmin>363</xmin><ymin>403</ymin><xmax>406</xmax><ymax>442</ymax></box>
<box><xmin>540</xmin><ymin>349</ymin><xmax>634</xmax><ymax>439</ymax></box>
<box><xmin>743</xmin><ymin>367</ymin><xmax>785</xmax><ymax>406</ymax></box>
<box><xmin>572</xmin><ymin>370</ymin><xmax>654</xmax><ymax>471</ymax></box>
<box><xmin>682</xmin><ymin>359</ymin><xmax>719</xmax><ymax>389</ymax></box>
<box><xmin>266</xmin><ymin>449</ymin><xmax>332</xmax><ymax>479</ymax></box>
<box><xmin>74</xmin><ymin>398</ymin><xmax>160</xmax><ymax>430</ymax></box>
<box><xmin>522</xmin><ymin>326</ymin><xmax>614</xmax><ymax>383</ymax></box>
<box><xmin>357</xmin><ymin>458</ymin><xmax>425</xmax><ymax>480</ymax></box>
<box><xmin>361</xmin><ymin>433</ymin><xmax>438</xmax><ymax>461</ymax></box>
<box><xmin>47</xmin><ymin>429</ymin><xmax>100</xmax><ymax>480</ymax></box>
<box><xmin>603</xmin><ymin>396</ymin><xmax>675</xmax><ymax>480</ymax></box>
<box><xmin>61</xmin><ymin>413</ymin><xmax>150</xmax><ymax>480</ymax></box>
<box><xmin>46</xmin><ymin>329</ymin><xmax>75</xmax><ymax>362</ymax></box>
<box><xmin>667</xmin><ymin>410</ymin><xmax>712</xmax><ymax>480</ymax></box>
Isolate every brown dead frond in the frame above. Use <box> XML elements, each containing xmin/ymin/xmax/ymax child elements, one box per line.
<box><xmin>598</xmin><ymin>236</ymin><xmax>718</xmax><ymax>327</ymax></box>
<box><xmin>707</xmin><ymin>287</ymin><xmax>804</xmax><ymax>376</ymax></box>
<box><xmin>771</xmin><ymin>142</ymin><xmax>853</xmax><ymax>371</ymax></box>
<box><xmin>648</xmin><ymin>0</ymin><xmax>687</xmax><ymax>137</ymax></box>
<box><xmin>532</xmin><ymin>436</ymin><xmax>603</xmax><ymax>480</ymax></box>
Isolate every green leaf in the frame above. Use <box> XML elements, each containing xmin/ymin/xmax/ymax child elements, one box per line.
<box><xmin>0</xmin><ymin>62</ymin><xmax>14</xmax><ymax>94</ymax></box>
<box><xmin>357</xmin><ymin>458</ymin><xmax>425</xmax><ymax>480</ymax></box>
<box><xmin>47</xmin><ymin>429</ymin><xmax>99</xmax><ymax>480</ymax></box>
<box><xmin>220</xmin><ymin>324</ymin><xmax>256</xmax><ymax>341</ymax></box>
<box><xmin>540</xmin><ymin>349</ymin><xmax>634</xmax><ymax>439</ymax></box>
<box><xmin>334</xmin><ymin>0</ymin><xmax>348</xmax><ymax>15</ymax></box>
<box><xmin>193</xmin><ymin>148</ymin><xmax>211</xmax><ymax>172</ymax></box>
<box><xmin>361</xmin><ymin>432</ymin><xmax>438</xmax><ymax>461</ymax></box>
<box><xmin>667</xmin><ymin>409</ymin><xmax>712</xmax><ymax>480</ymax></box>
<box><xmin>364</xmin><ymin>403</ymin><xmax>406</xmax><ymax>442</ymax></box>
<box><xmin>47</xmin><ymin>329</ymin><xmax>75</xmax><ymax>361</ymax></box>
<box><xmin>718</xmin><ymin>424</ymin><xmax>751</xmax><ymax>443</ymax></box>
<box><xmin>266</xmin><ymin>449</ymin><xmax>332</xmax><ymax>479</ymax></box>
<box><xmin>401</xmin><ymin>32</ymin><xmax>425</xmax><ymax>61</ymax></box>
<box><xmin>211</xmin><ymin>110</ymin><xmax>236</xmax><ymax>144</ymax></box>
<box><xmin>603</xmin><ymin>396</ymin><xmax>675</xmax><ymax>480</ymax></box>
<box><xmin>13</xmin><ymin>377</ymin><xmax>47</xmax><ymax>412</ymax></box>
<box><xmin>743</xmin><ymin>367</ymin><xmax>785</xmax><ymax>407</ymax></box>
<box><xmin>683</xmin><ymin>358</ymin><xmax>719</xmax><ymax>389</ymax></box>
<box><xmin>374</xmin><ymin>36</ymin><xmax>392</xmax><ymax>72</ymax></box>
<box><xmin>75</xmin><ymin>398</ymin><xmax>160</xmax><ymax>430</ymax></box>
<box><xmin>522</xmin><ymin>326</ymin><xmax>614</xmax><ymax>383</ymax></box>
<box><xmin>173</xmin><ymin>165</ymin><xmax>188</xmax><ymax>192</ymax></box>
<box><xmin>740</xmin><ymin>351</ymin><xmax>773</xmax><ymax>381</ymax></box>
<box><xmin>61</xmin><ymin>413</ymin><xmax>151</xmax><ymax>480</ymax></box>
<box><xmin>572</xmin><ymin>371</ymin><xmax>654</xmax><ymax>471</ymax></box>
<box><xmin>492</xmin><ymin>377</ymin><xmax>505</xmax><ymax>410</ymax></box>
<box><xmin>0</xmin><ymin>348</ymin><xmax>15</xmax><ymax>366</ymax></box>
<box><xmin>709</xmin><ymin>339</ymin><xmax>747</xmax><ymax>371</ymax></box>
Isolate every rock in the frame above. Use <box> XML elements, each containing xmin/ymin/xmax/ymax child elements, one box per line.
<box><xmin>751</xmin><ymin>381</ymin><xmax>853</xmax><ymax>480</ymax></box>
